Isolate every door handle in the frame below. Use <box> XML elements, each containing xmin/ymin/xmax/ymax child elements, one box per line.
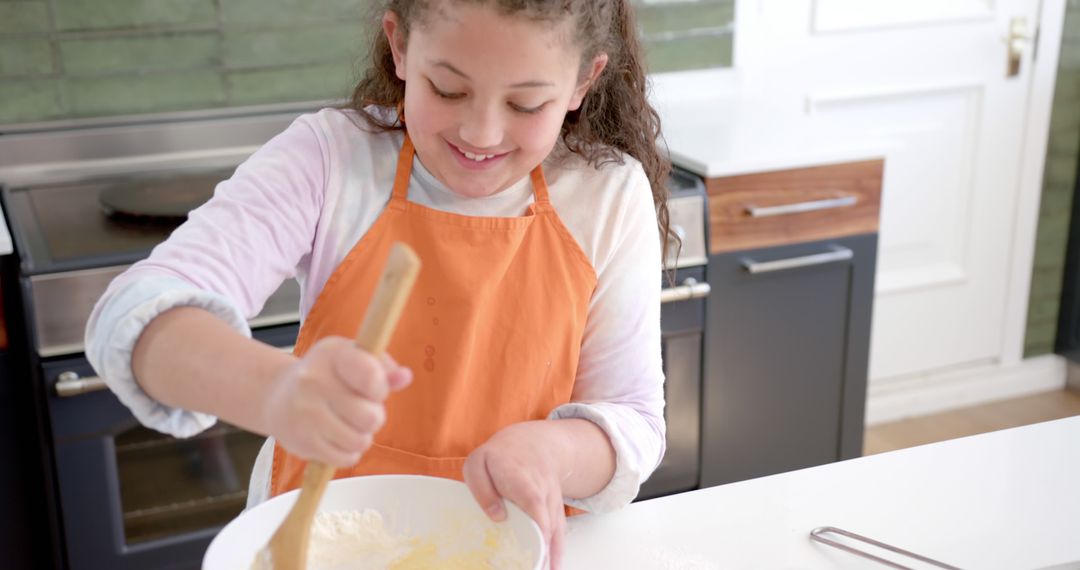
<box><xmin>1002</xmin><ymin>16</ymin><xmax>1031</xmax><ymax>78</ymax></box>
<box><xmin>741</xmin><ymin>245</ymin><xmax>853</xmax><ymax>274</ymax></box>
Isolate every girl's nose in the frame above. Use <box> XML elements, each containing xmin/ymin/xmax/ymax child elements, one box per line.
<box><xmin>458</xmin><ymin>104</ymin><xmax>503</xmax><ymax>150</ymax></box>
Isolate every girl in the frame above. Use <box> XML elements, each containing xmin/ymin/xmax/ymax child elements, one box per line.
<box><xmin>86</xmin><ymin>0</ymin><xmax>670</xmax><ymax>566</ymax></box>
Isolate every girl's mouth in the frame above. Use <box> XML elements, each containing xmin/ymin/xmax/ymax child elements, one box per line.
<box><xmin>448</xmin><ymin>141</ymin><xmax>507</xmax><ymax>170</ymax></box>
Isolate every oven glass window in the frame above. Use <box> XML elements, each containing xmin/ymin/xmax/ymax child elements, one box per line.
<box><xmin>114</xmin><ymin>422</ymin><xmax>263</xmax><ymax>544</ymax></box>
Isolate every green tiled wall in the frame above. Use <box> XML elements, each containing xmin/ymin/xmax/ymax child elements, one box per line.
<box><xmin>52</xmin><ymin>0</ymin><xmax>217</xmax><ymax>31</ymax></box>
<box><xmin>1024</xmin><ymin>1</ymin><xmax>1080</xmax><ymax>356</ymax></box>
<box><xmin>0</xmin><ymin>0</ymin><xmax>734</xmax><ymax>125</ymax></box>
<box><xmin>638</xmin><ymin>1</ymin><xmax>734</xmax><ymax>72</ymax></box>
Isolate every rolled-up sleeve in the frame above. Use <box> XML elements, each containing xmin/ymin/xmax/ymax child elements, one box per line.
<box><xmin>85</xmin><ymin>274</ymin><xmax>250</xmax><ymax>437</ymax></box>
<box><xmin>84</xmin><ymin>114</ymin><xmax>328</xmax><ymax>438</ymax></box>
<box><xmin>550</xmin><ymin>166</ymin><xmax>666</xmax><ymax>513</ymax></box>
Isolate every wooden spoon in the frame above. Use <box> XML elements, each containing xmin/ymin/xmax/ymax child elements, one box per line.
<box><xmin>254</xmin><ymin>242</ymin><xmax>421</xmax><ymax>570</ymax></box>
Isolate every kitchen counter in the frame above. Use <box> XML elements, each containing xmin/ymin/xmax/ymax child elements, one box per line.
<box><xmin>564</xmin><ymin>415</ymin><xmax>1080</xmax><ymax>569</ymax></box>
<box><xmin>650</xmin><ymin>70</ymin><xmax>889</xmax><ymax>178</ymax></box>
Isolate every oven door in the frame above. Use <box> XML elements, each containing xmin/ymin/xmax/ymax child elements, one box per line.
<box><xmin>637</xmin><ymin>266</ymin><xmax>706</xmax><ymax>501</ymax></box>
<box><xmin>42</xmin><ymin>324</ymin><xmax>297</xmax><ymax>570</ymax></box>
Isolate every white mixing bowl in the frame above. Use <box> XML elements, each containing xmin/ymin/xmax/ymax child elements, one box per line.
<box><xmin>203</xmin><ymin>474</ymin><xmax>545</xmax><ymax>569</ymax></box>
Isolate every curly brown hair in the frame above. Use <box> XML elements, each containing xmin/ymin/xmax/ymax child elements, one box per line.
<box><xmin>348</xmin><ymin>0</ymin><xmax>676</xmax><ymax>267</ymax></box>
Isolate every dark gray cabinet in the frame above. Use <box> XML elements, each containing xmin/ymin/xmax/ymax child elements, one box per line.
<box><xmin>695</xmin><ymin>158</ymin><xmax>883</xmax><ymax>488</ymax></box>
<box><xmin>700</xmin><ymin>234</ymin><xmax>876</xmax><ymax>486</ymax></box>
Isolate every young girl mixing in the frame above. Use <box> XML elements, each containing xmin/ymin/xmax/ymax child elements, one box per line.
<box><xmin>86</xmin><ymin>0</ymin><xmax>671</xmax><ymax>566</ymax></box>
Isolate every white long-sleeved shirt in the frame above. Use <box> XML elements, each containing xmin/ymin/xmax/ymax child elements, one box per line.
<box><xmin>85</xmin><ymin>107</ymin><xmax>665</xmax><ymax>512</ymax></box>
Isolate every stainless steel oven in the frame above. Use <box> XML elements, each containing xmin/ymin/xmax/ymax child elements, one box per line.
<box><xmin>637</xmin><ymin>169</ymin><xmax>709</xmax><ymax>501</ymax></box>
<box><xmin>2</xmin><ymin>178</ymin><xmax>303</xmax><ymax>569</ymax></box>
<box><xmin>0</xmin><ymin>108</ymin><xmax>309</xmax><ymax>570</ymax></box>
<box><xmin>34</xmin><ymin>325</ymin><xmax>297</xmax><ymax>569</ymax></box>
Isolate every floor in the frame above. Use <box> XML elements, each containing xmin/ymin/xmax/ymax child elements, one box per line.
<box><xmin>862</xmin><ymin>388</ymin><xmax>1080</xmax><ymax>455</ymax></box>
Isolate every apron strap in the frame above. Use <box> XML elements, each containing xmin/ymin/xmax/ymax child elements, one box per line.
<box><xmin>389</xmin><ymin>132</ymin><xmax>415</xmax><ymax>205</ymax></box>
<box><xmin>529</xmin><ymin>166</ymin><xmax>551</xmax><ymax>207</ymax></box>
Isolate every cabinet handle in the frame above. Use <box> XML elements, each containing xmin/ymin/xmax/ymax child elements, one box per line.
<box><xmin>660</xmin><ymin>277</ymin><xmax>712</xmax><ymax>304</ymax></box>
<box><xmin>54</xmin><ymin>371</ymin><xmax>108</xmax><ymax>398</ymax></box>
<box><xmin>741</xmin><ymin>245</ymin><xmax>853</xmax><ymax>274</ymax></box>
<box><xmin>745</xmin><ymin>196</ymin><xmax>857</xmax><ymax>217</ymax></box>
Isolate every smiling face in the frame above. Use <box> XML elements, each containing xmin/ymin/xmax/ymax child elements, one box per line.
<box><xmin>383</xmin><ymin>2</ymin><xmax>607</xmax><ymax>198</ymax></box>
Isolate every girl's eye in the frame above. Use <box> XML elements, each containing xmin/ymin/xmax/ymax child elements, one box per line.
<box><xmin>510</xmin><ymin>102</ymin><xmax>546</xmax><ymax>115</ymax></box>
<box><xmin>428</xmin><ymin>80</ymin><xmax>464</xmax><ymax>100</ymax></box>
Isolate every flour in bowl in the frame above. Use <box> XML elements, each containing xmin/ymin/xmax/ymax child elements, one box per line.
<box><xmin>306</xmin><ymin>508</ymin><xmax>532</xmax><ymax>570</ymax></box>
<box><xmin>307</xmin><ymin>509</ymin><xmax>412</xmax><ymax>569</ymax></box>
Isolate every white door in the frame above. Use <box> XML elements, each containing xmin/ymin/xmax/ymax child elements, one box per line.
<box><xmin>733</xmin><ymin>0</ymin><xmax>1063</xmax><ymax>385</ymax></box>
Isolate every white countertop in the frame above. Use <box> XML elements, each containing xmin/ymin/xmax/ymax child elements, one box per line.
<box><xmin>564</xmin><ymin>415</ymin><xmax>1080</xmax><ymax>569</ymax></box>
<box><xmin>651</xmin><ymin>70</ymin><xmax>889</xmax><ymax>178</ymax></box>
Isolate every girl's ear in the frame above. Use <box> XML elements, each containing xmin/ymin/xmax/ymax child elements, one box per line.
<box><xmin>383</xmin><ymin>11</ymin><xmax>408</xmax><ymax>81</ymax></box>
<box><xmin>568</xmin><ymin>53</ymin><xmax>609</xmax><ymax>111</ymax></box>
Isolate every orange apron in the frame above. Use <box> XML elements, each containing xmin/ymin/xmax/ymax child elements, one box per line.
<box><xmin>270</xmin><ymin>133</ymin><xmax>598</xmax><ymax>495</ymax></box>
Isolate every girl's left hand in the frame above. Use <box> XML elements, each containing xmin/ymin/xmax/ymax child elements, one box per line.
<box><xmin>463</xmin><ymin>420</ymin><xmax>571</xmax><ymax>569</ymax></box>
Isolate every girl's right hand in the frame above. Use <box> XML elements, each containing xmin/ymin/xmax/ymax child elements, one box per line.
<box><xmin>260</xmin><ymin>336</ymin><xmax>412</xmax><ymax>466</ymax></box>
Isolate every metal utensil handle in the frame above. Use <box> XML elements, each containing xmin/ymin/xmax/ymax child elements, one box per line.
<box><xmin>660</xmin><ymin>278</ymin><xmax>711</xmax><ymax>304</ymax></box>
<box><xmin>810</xmin><ymin>526</ymin><xmax>963</xmax><ymax>570</ymax></box>
<box><xmin>55</xmin><ymin>371</ymin><xmax>108</xmax><ymax>397</ymax></box>
<box><xmin>742</xmin><ymin>245</ymin><xmax>853</xmax><ymax>274</ymax></box>
<box><xmin>745</xmin><ymin>196</ymin><xmax>857</xmax><ymax>217</ymax></box>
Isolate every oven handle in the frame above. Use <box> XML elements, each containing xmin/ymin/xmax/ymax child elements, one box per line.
<box><xmin>54</xmin><ymin>371</ymin><xmax>107</xmax><ymax>398</ymax></box>
<box><xmin>53</xmin><ymin>345</ymin><xmax>298</xmax><ymax>398</ymax></box>
<box><xmin>660</xmin><ymin>277</ymin><xmax>711</xmax><ymax>304</ymax></box>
